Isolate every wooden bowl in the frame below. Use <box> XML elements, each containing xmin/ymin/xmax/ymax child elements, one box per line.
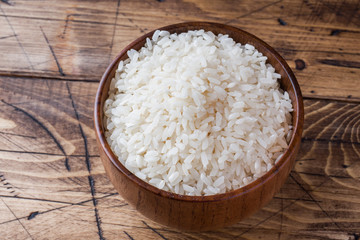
<box><xmin>94</xmin><ymin>22</ymin><xmax>304</xmax><ymax>231</ymax></box>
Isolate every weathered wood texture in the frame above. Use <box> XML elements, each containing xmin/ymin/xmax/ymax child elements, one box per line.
<box><xmin>0</xmin><ymin>0</ymin><xmax>359</xmax><ymax>239</ymax></box>
<box><xmin>1</xmin><ymin>76</ymin><xmax>359</xmax><ymax>239</ymax></box>
<box><xmin>0</xmin><ymin>0</ymin><xmax>359</xmax><ymax>101</ymax></box>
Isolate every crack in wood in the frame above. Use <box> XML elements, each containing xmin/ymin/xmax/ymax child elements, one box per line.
<box><xmin>318</xmin><ymin>59</ymin><xmax>360</xmax><ymax>69</ymax></box>
<box><xmin>0</xmin><ymin>34</ymin><xmax>16</xmax><ymax>40</ymax></box>
<box><xmin>123</xmin><ymin>231</ymin><xmax>135</xmax><ymax>240</ymax></box>
<box><xmin>142</xmin><ymin>221</ymin><xmax>168</xmax><ymax>240</ymax></box>
<box><xmin>66</xmin><ymin>83</ymin><xmax>105</xmax><ymax>240</ymax></box>
<box><xmin>40</xmin><ymin>26</ymin><xmax>65</xmax><ymax>76</ymax></box>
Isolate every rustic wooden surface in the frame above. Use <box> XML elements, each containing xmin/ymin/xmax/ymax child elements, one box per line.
<box><xmin>0</xmin><ymin>0</ymin><xmax>359</xmax><ymax>239</ymax></box>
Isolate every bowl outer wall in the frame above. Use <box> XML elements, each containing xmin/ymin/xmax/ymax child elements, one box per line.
<box><xmin>94</xmin><ymin>22</ymin><xmax>304</xmax><ymax>231</ymax></box>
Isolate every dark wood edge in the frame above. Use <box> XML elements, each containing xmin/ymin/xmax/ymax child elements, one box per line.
<box><xmin>94</xmin><ymin>21</ymin><xmax>304</xmax><ymax>202</ymax></box>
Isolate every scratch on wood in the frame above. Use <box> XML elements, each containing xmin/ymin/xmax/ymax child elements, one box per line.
<box><xmin>40</xmin><ymin>26</ymin><xmax>65</xmax><ymax>76</ymax></box>
<box><xmin>1</xmin><ymin>198</ymin><xmax>34</xmax><ymax>240</ymax></box>
<box><xmin>0</xmin><ymin>73</ymin><xmax>99</xmax><ymax>83</ymax></box>
<box><xmin>236</xmin><ymin>201</ymin><xmax>292</xmax><ymax>237</ymax></box>
<box><xmin>61</xmin><ymin>14</ymin><xmax>81</xmax><ymax>38</ymax></box>
<box><xmin>294</xmin><ymin>171</ymin><xmax>353</xmax><ymax>179</ymax></box>
<box><xmin>0</xmin><ymin>6</ymin><xmax>33</xmax><ymax>70</ymax></box>
<box><xmin>124</xmin><ymin>15</ymin><xmax>145</xmax><ymax>33</ymax></box>
<box><xmin>124</xmin><ymin>231</ymin><xmax>135</xmax><ymax>240</ymax></box>
<box><xmin>226</xmin><ymin>0</ymin><xmax>282</xmax><ymax>24</ymax></box>
<box><xmin>0</xmin><ymin>131</ymin><xmax>36</xmax><ymax>139</ymax></box>
<box><xmin>66</xmin><ymin>83</ymin><xmax>105</xmax><ymax>240</ymax></box>
<box><xmin>1</xmin><ymin>100</ymin><xmax>70</xmax><ymax>171</ymax></box>
<box><xmin>0</xmin><ymin>194</ymin><xmax>77</xmax><ymax>205</ymax></box>
<box><xmin>27</xmin><ymin>211</ymin><xmax>39</xmax><ymax>220</ymax></box>
<box><xmin>108</xmin><ymin>0</ymin><xmax>121</xmax><ymax>62</ymax></box>
<box><xmin>0</xmin><ymin>34</ymin><xmax>16</xmax><ymax>40</ymax></box>
<box><xmin>0</xmin><ymin>13</ymin><xmax>132</xmax><ymax>27</ymax></box>
<box><xmin>276</xmin><ymin>47</ymin><xmax>360</xmax><ymax>56</ymax></box>
<box><xmin>0</xmin><ymin>192</ymin><xmax>118</xmax><ymax>226</ymax></box>
<box><xmin>290</xmin><ymin>174</ymin><xmax>346</xmax><ymax>233</ymax></box>
<box><xmin>235</xmin><ymin>177</ymin><xmax>330</xmax><ymax>238</ymax></box>
<box><xmin>0</xmin><ymin>133</ymin><xmax>38</xmax><ymax>161</ymax></box>
<box><xmin>142</xmin><ymin>221</ymin><xmax>168</xmax><ymax>240</ymax></box>
<box><xmin>109</xmin><ymin>203</ymin><xmax>128</xmax><ymax>208</ymax></box>
<box><xmin>318</xmin><ymin>59</ymin><xmax>360</xmax><ymax>69</ymax></box>
<box><xmin>0</xmin><ymin>174</ymin><xmax>18</xmax><ymax>196</ymax></box>
<box><xmin>0</xmin><ymin>148</ymin><xmax>99</xmax><ymax>158</ymax></box>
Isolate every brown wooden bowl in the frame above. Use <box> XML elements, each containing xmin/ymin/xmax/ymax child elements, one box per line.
<box><xmin>94</xmin><ymin>22</ymin><xmax>304</xmax><ymax>231</ymax></box>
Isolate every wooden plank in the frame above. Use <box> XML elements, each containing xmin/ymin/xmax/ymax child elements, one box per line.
<box><xmin>0</xmin><ymin>0</ymin><xmax>359</xmax><ymax>101</ymax></box>
<box><xmin>0</xmin><ymin>76</ymin><xmax>359</xmax><ymax>239</ymax></box>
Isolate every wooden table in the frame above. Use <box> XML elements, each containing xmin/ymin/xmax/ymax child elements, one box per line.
<box><xmin>0</xmin><ymin>0</ymin><xmax>359</xmax><ymax>239</ymax></box>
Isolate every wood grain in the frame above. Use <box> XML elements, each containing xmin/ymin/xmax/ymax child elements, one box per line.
<box><xmin>0</xmin><ymin>0</ymin><xmax>359</xmax><ymax>239</ymax></box>
<box><xmin>0</xmin><ymin>0</ymin><xmax>359</xmax><ymax>101</ymax></box>
<box><xmin>1</xmin><ymin>75</ymin><xmax>359</xmax><ymax>239</ymax></box>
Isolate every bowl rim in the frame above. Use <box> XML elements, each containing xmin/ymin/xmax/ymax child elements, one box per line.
<box><xmin>94</xmin><ymin>21</ymin><xmax>304</xmax><ymax>202</ymax></box>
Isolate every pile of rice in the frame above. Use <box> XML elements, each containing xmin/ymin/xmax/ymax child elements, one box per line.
<box><xmin>104</xmin><ymin>29</ymin><xmax>293</xmax><ymax>196</ymax></box>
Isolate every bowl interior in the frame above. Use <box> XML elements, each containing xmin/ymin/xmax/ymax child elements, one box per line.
<box><xmin>95</xmin><ymin>22</ymin><xmax>304</xmax><ymax>202</ymax></box>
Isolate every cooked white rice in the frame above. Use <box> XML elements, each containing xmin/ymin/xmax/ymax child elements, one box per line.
<box><xmin>104</xmin><ymin>29</ymin><xmax>293</xmax><ymax>196</ymax></box>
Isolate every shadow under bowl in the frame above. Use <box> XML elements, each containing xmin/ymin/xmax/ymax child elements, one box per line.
<box><xmin>94</xmin><ymin>21</ymin><xmax>304</xmax><ymax>231</ymax></box>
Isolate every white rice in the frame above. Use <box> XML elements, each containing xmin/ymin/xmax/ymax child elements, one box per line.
<box><xmin>104</xmin><ymin>29</ymin><xmax>293</xmax><ymax>196</ymax></box>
